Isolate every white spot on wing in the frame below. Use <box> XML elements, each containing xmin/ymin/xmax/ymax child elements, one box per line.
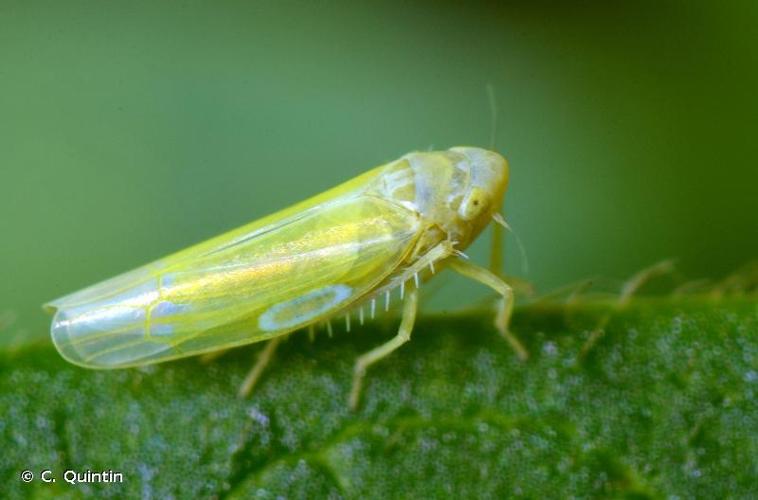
<box><xmin>258</xmin><ymin>284</ymin><xmax>353</xmax><ymax>332</ymax></box>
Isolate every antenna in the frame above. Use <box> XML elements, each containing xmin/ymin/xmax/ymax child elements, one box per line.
<box><xmin>486</xmin><ymin>83</ymin><xmax>498</xmax><ymax>151</ymax></box>
<box><xmin>486</xmin><ymin>83</ymin><xmax>506</xmax><ymax>277</ymax></box>
<box><xmin>492</xmin><ymin>213</ymin><xmax>530</xmax><ymax>275</ymax></box>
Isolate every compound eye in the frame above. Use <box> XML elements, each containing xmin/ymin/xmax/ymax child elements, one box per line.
<box><xmin>458</xmin><ymin>187</ymin><xmax>491</xmax><ymax>221</ymax></box>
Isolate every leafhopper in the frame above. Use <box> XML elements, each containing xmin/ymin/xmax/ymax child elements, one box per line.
<box><xmin>44</xmin><ymin>147</ymin><xmax>524</xmax><ymax>408</ymax></box>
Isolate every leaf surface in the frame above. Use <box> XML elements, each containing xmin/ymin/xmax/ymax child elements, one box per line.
<box><xmin>1</xmin><ymin>298</ymin><xmax>756</xmax><ymax>498</ymax></box>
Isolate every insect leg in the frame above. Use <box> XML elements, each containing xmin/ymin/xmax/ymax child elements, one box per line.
<box><xmin>580</xmin><ymin>259</ymin><xmax>675</xmax><ymax>359</ymax></box>
<box><xmin>447</xmin><ymin>258</ymin><xmax>528</xmax><ymax>361</ymax></box>
<box><xmin>619</xmin><ymin>259</ymin><xmax>676</xmax><ymax>305</ymax></box>
<box><xmin>349</xmin><ymin>287</ymin><xmax>418</xmax><ymax>410</ymax></box>
<box><xmin>308</xmin><ymin>325</ymin><xmax>316</xmax><ymax>342</ymax></box>
<box><xmin>238</xmin><ymin>336</ymin><xmax>284</xmax><ymax>398</ymax></box>
<box><xmin>199</xmin><ymin>348</ymin><xmax>229</xmax><ymax>364</ymax></box>
<box><xmin>489</xmin><ymin>216</ymin><xmax>505</xmax><ymax>278</ymax></box>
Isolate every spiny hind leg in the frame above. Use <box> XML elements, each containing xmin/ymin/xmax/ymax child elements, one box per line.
<box><xmin>349</xmin><ymin>288</ymin><xmax>418</xmax><ymax>410</ymax></box>
<box><xmin>447</xmin><ymin>258</ymin><xmax>528</xmax><ymax>361</ymax></box>
<box><xmin>238</xmin><ymin>336</ymin><xmax>284</xmax><ymax>398</ymax></box>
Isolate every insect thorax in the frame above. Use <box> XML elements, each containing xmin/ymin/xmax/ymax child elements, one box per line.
<box><xmin>367</xmin><ymin>150</ymin><xmax>484</xmax><ymax>251</ymax></box>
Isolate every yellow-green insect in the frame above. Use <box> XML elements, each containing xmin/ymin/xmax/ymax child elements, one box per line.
<box><xmin>44</xmin><ymin>147</ymin><xmax>523</xmax><ymax>408</ymax></box>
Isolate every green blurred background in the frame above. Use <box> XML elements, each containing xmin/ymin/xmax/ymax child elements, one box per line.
<box><xmin>1</xmin><ymin>1</ymin><xmax>756</xmax><ymax>346</ymax></box>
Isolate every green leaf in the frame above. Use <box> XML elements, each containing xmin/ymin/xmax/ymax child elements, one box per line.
<box><xmin>1</xmin><ymin>297</ymin><xmax>756</xmax><ymax>498</ymax></box>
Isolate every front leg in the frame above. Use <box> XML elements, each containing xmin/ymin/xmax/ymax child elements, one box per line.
<box><xmin>447</xmin><ymin>258</ymin><xmax>528</xmax><ymax>360</ymax></box>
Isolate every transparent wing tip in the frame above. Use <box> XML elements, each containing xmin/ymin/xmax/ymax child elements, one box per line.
<box><xmin>50</xmin><ymin>307</ymin><xmax>171</xmax><ymax>369</ymax></box>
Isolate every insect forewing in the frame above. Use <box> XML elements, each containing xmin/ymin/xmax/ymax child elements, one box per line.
<box><xmin>47</xmin><ymin>195</ymin><xmax>420</xmax><ymax>368</ymax></box>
